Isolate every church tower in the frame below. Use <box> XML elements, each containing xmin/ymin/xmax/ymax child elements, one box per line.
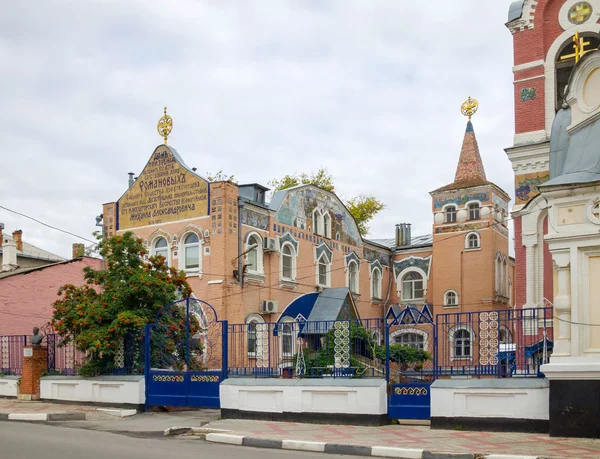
<box><xmin>506</xmin><ymin>0</ymin><xmax>600</xmax><ymax>311</ymax></box>
<box><xmin>430</xmin><ymin>99</ymin><xmax>512</xmax><ymax>313</ymax></box>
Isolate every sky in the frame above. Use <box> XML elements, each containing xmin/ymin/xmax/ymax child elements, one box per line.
<box><xmin>1</xmin><ymin>0</ymin><xmax>517</xmax><ymax>259</ymax></box>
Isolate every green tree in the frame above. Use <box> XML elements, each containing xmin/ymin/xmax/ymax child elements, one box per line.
<box><xmin>51</xmin><ymin>232</ymin><xmax>195</xmax><ymax>376</ymax></box>
<box><xmin>268</xmin><ymin>167</ymin><xmax>384</xmax><ymax>236</ymax></box>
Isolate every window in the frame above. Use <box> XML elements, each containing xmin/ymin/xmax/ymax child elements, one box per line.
<box><xmin>313</xmin><ymin>209</ymin><xmax>324</xmax><ymax>236</ymax></box>
<box><xmin>323</xmin><ymin>213</ymin><xmax>331</xmax><ymax>238</ymax></box>
<box><xmin>394</xmin><ymin>333</ymin><xmax>424</xmax><ymax>351</ymax></box>
<box><xmin>317</xmin><ymin>253</ymin><xmax>330</xmax><ymax>287</ymax></box>
<box><xmin>281</xmin><ymin>243</ymin><xmax>295</xmax><ymax>280</ymax></box>
<box><xmin>444</xmin><ymin>290</ymin><xmax>458</xmax><ymax>307</ymax></box>
<box><xmin>183</xmin><ymin>233</ymin><xmax>200</xmax><ymax>270</ymax></box>
<box><xmin>454</xmin><ymin>329</ymin><xmax>471</xmax><ymax>358</ymax></box>
<box><xmin>468</xmin><ymin>203</ymin><xmax>480</xmax><ymax>220</ymax></box>
<box><xmin>445</xmin><ymin>206</ymin><xmax>457</xmax><ymax>223</ymax></box>
<box><xmin>466</xmin><ymin>233</ymin><xmax>480</xmax><ymax>249</ymax></box>
<box><xmin>246</xmin><ymin>234</ymin><xmax>263</xmax><ymax>274</ymax></box>
<box><xmin>401</xmin><ymin>271</ymin><xmax>424</xmax><ymax>301</ymax></box>
<box><xmin>348</xmin><ymin>261</ymin><xmax>359</xmax><ymax>293</ymax></box>
<box><xmin>153</xmin><ymin>237</ymin><xmax>169</xmax><ymax>265</ymax></box>
<box><xmin>281</xmin><ymin>322</ymin><xmax>294</xmax><ymax>357</ymax></box>
<box><xmin>247</xmin><ymin>321</ymin><xmax>257</xmax><ymax>355</ymax></box>
<box><xmin>372</xmin><ymin>268</ymin><xmax>382</xmax><ymax>300</ymax></box>
<box><xmin>499</xmin><ymin>327</ymin><xmax>512</xmax><ymax>344</ymax></box>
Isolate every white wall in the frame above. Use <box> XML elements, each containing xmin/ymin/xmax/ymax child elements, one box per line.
<box><xmin>40</xmin><ymin>376</ymin><xmax>144</xmax><ymax>405</ymax></box>
<box><xmin>431</xmin><ymin>379</ymin><xmax>549</xmax><ymax>420</ymax></box>
<box><xmin>0</xmin><ymin>377</ymin><xmax>19</xmax><ymax>397</ymax></box>
<box><xmin>221</xmin><ymin>379</ymin><xmax>387</xmax><ymax>415</ymax></box>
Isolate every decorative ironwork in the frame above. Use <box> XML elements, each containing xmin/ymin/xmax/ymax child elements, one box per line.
<box><xmin>152</xmin><ymin>375</ymin><xmax>184</xmax><ymax>382</ymax></box>
<box><xmin>333</xmin><ymin>321</ymin><xmax>350</xmax><ymax>368</ymax></box>
<box><xmin>157</xmin><ymin>106</ymin><xmax>173</xmax><ymax>145</ymax></box>
<box><xmin>191</xmin><ymin>375</ymin><xmax>219</xmax><ymax>382</ymax></box>
<box><xmin>255</xmin><ymin>323</ymin><xmax>269</xmax><ymax>368</ymax></box>
<box><xmin>1</xmin><ymin>336</ymin><xmax>8</xmax><ymax>370</ymax></box>
<box><xmin>395</xmin><ymin>386</ymin><xmax>428</xmax><ymax>396</ymax></box>
<box><xmin>461</xmin><ymin>97</ymin><xmax>478</xmax><ymax>120</ymax></box>
<box><xmin>114</xmin><ymin>337</ymin><xmax>125</xmax><ymax>368</ymax></box>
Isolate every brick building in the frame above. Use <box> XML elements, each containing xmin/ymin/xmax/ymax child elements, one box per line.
<box><xmin>102</xmin><ymin>106</ymin><xmax>514</xmax><ymax>363</ymax></box>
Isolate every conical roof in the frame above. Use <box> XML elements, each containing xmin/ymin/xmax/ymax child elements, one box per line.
<box><xmin>432</xmin><ymin>120</ymin><xmax>490</xmax><ymax>193</ymax></box>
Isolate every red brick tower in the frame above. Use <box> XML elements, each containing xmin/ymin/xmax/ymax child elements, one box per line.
<box><xmin>505</xmin><ymin>0</ymin><xmax>600</xmax><ymax>309</ymax></box>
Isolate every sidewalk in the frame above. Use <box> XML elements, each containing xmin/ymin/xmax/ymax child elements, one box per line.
<box><xmin>201</xmin><ymin>419</ymin><xmax>600</xmax><ymax>459</ymax></box>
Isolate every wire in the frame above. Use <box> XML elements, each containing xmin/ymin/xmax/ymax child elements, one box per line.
<box><xmin>0</xmin><ymin>205</ymin><xmax>97</xmax><ymax>244</ymax></box>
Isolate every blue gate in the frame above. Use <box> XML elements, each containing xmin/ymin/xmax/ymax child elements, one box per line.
<box><xmin>145</xmin><ymin>298</ymin><xmax>227</xmax><ymax>410</ymax></box>
<box><xmin>385</xmin><ymin>304</ymin><xmax>436</xmax><ymax>420</ymax></box>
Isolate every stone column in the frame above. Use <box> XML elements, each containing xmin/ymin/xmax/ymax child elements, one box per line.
<box><xmin>18</xmin><ymin>346</ymin><xmax>47</xmax><ymax>401</ymax></box>
<box><xmin>552</xmin><ymin>250</ymin><xmax>571</xmax><ymax>357</ymax></box>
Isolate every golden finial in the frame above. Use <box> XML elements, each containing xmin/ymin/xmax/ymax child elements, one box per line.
<box><xmin>461</xmin><ymin>97</ymin><xmax>479</xmax><ymax>120</ymax></box>
<box><xmin>157</xmin><ymin>106</ymin><xmax>173</xmax><ymax>145</ymax></box>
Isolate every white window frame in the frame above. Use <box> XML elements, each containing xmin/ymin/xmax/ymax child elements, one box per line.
<box><xmin>348</xmin><ymin>260</ymin><xmax>359</xmax><ymax>294</ymax></box>
<box><xmin>181</xmin><ymin>232</ymin><xmax>201</xmax><ymax>274</ymax></box>
<box><xmin>312</xmin><ymin>208</ymin><xmax>324</xmax><ymax>236</ymax></box>
<box><xmin>390</xmin><ymin>328</ymin><xmax>429</xmax><ymax>351</ymax></box>
<box><xmin>465</xmin><ymin>232</ymin><xmax>480</xmax><ymax>250</ymax></box>
<box><xmin>444</xmin><ymin>290</ymin><xmax>459</xmax><ymax>308</ymax></box>
<box><xmin>468</xmin><ymin>202</ymin><xmax>480</xmax><ymax>221</ymax></box>
<box><xmin>316</xmin><ymin>252</ymin><xmax>331</xmax><ymax>288</ymax></box>
<box><xmin>151</xmin><ymin>236</ymin><xmax>170</xmax><ymax>265</ymax></box>
<box><xmin>400</xmin><ymin>270</ymin><xmax>425</xmax><ymax>301</ymax></box>
<box><xmin>245</xmin><ymin>232</ymin><xmax>264</xmax><ymax>275</ymax></box>
<box><xmin>449</xmin><ymin>325</ymin><xmax>474</xmax><ymax>360</ymax></box>
<box><xmin>371</xmin><ymin>267</ymin><xmax>382</xmax><ymax>300</ymax></box>
<box><xmin>279</xmin><ymin>317</ymin><xmax>296</xmax><ymax>363</ymax></box>
<box><xmin>323</xmin><ymin>212</ymin><xmax>332</xmax><ymax>239</ymax></box>
<box><xmin>445</xmin><ymin>205</ymin><xmax>457</xmax><ymax>223</ymax></box>
<box><xmin>280</xmin><ymin>242</ymin><xmax>297</xmax><ymax>281</ymax></box>
<box><xmin>246</xmin><ymin>314</ymin><xmax>265</xmax><ymax>357</ymax></box>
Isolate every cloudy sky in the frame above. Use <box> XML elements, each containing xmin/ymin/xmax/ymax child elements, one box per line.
<box><xmin>1</xmin><ymin>0</ymin><xmax>517</xmax><ymax>259</ymax></box>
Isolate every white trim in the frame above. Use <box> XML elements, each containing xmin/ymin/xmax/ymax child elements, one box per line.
<box><xmin>245</xmin><ymin>231</ymin><xmax>264</xmax><ymax>275</ymax></box>
<box><xmin>370</xmin><ymin>266</ymin><xmax>382</xmax><ymax>300</ymax></box>
<box><xmin>280</xmin><ymin>241</ymin><xmax>297</xmax><ymax>282</ymax></box>
<box><xmin>444</xmin><ymin>290</ymin><xmax>459</xmax><ymax>308</ymax></box>
<box><xmin>390</xmin><ymin>328</ymin><xmax>429</xmax><ymax>352</ymax></box>
<box><xmin>513</xmin><ymin>59</ymin><xmax>545</xmax><ymax>73</ymax></box>
<box><xmin>347</xmin><ymin>259</ymin><xmax>360</xmax><ymax>294</ymax></box>
<box><xmin>397</xmin><ymin>268</ymin><xmax>427</xmax><ymax>302</ymax></box>
<box><xmin>316</xmin><ymin>252</ymin><xmax>331</xmax><ymax>288</ymax></box>
<box><xmin>448</xmin><ymin>324</ymin><xmax>475</xmax><ymax>360</ymax></box>
<box><xmin>279</xmin><ymin>316</ymin><xmax>297</xmax><ymax>363</ymax></box>
<box><xmin>245</xmin><ymin>314</ymin><xmax>265</xmax><ymax>358</ymax></box>
<box><xmin>465</xmin><ymin>232</ymin><xmax>481</xmax><ymax>250</ymax></box>
<box><xmin>180</xmin><ymin>230</ymin><xmax>202</xmax><ymax>275</ymax></box>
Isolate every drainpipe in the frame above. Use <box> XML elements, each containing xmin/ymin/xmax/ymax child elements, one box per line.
<box><xmin>237</xmin><ymin>197</ymin><xmax>246</xmax><ymax>288</ymax></box>
<box><xmin>382</xmin><ymin>248</ymin><xmax>396</xmax><ymax>321</ymax></box>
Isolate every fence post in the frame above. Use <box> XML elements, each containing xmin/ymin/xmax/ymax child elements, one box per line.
<box><xmin>221</xmin><ymin>320</ymin><xmax>228</xmax><ymax>381</ymax></box>
<box><xmin>144</xmin><ymin>324</ymin><xmax>151</xmax><ymax>412</ymax></box>
<box><xmin>385</xmin><ymin>323</ymin><xmax>390</xmax><ymax>382</ymax></box>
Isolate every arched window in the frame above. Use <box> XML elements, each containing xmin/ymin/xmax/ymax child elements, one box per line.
<box><xmin>445</xmin><ymin>206</ymin><xmax>457</xmax><ymax>223</ymax></box>
<box><xmin>246</xmin><ymin>315</ymin><xmax>265</xmax><ymax>356</ymax></box>
<box><xmin>183</xmin><ymin>233</ymin><xmax>200</xmax><ymax>271</ymax></box>
<box><xmin>401</xmin><ymin>271</ymin><xmax>424</xmax><ymax>301</ymax></box>
<box><xmin>317</xmin><ymin>253</ymin><xmax>330</xmax><ymax>287</ymax></box>
<box><xmin>444</xmin><ymin>290</ymin><xmax>458</xmax><ymax>307</ymax></box>
<box><xmin>348</xmin><ymin>261</ymin><xmax>359</xmax><ymax>293</ymax></box>
<box><xmin>246</xmin><ymin>234</ymin><xmax>263</xmax><ymax>274</ymax></box>
<box><xmin>555</xmin><ymin>34</ymin><xmax>600</xmax><ymax>111</ymax></box>
<box><xmin>153</xmin><ymin>237</ymin><xmax>169</xmax><ymax>265</ymax></box>
<box><xmin>312</xmin><ymin>209</ymin><xmax>324</xmax><ymax>236</ymax></box>
<box><xmin>454</xmin><ymin>329</ymin><xmax>471</xmax><ymax>359</ymax></box>
<box><xmin>499</xmin><ymin>326</ymin><xmax>512</xmax><ymax>344</ymax></box>
<box><xmin>323</xmin><ymin>213</ymin><xmax>331</xmax><ymax>238</ymax></box>
<box><xmin>280</xmin><ymin>320</ymin><xmax>295</xmax><ymax>360</ymax></box>
<box><xmin>466</xmin><ymin>232</ymin><xmax>480</xmax><ymax>249</ymax></box>
<box><xmin>281</xmin><ymin>243</ymin><xmax>296</xmax><ymax>281</ymax></box>
<box><xmin>468</xmin><ymin>203</ymin><xmax>480</xmax><ymax>220</ymax></box>
<box><xmin>394</xmin><ymin>332</ymin><xmax>425</xmax><ymax>351</ymax></box>
<box><xmin>372</xmin><ymin>268</ymin><xmax>382</xmax><ymax>300</ymax></box>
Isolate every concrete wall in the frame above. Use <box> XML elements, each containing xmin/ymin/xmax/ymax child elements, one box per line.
<box><xmin>0</xmin><ymin>376</ymin><xmax>19</xmax><ymax>397</ymax></box>
<box><xmin>221</xmin><ymin>378</ymin><xmax>387</xmax><ymax>425</ymax></box>
<box><xmin>40</xmin><ymin>375</ymin><xmax>144</xmax><ymax>406</ymax></box>
<box><xmin>431</xmin><ymin>378</ymin><xmax>549</xmax><ymax>432</ymax></box>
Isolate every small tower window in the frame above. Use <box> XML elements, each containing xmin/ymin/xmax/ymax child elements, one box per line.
<box><xmin>445</xmin><ymin>206</ymin><xmax>457</xmax><ymax>223</ymax></box>
<box><xmin>468</xmin><ymin>203</ymin><xmax>480</xmax><ymax>220</ymax></box>
<box><xmin>466</xmin><ymin>233</ymin><xmax>480</xmax><ymax>249</ymax></box>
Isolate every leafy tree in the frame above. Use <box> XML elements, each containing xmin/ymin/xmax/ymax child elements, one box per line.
<box><xmin>51</xmin><ymin>232</ymin><xmax>195</xmax><ymax>376</ymax></box>
<box><xmin>268</xmin><ymin>167</ymin><xmax>384</xmax><ymax>236</ymax></box>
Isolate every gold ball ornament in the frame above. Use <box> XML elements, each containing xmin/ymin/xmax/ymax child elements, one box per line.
<box><xmin>461</xmin><ymin>97</ymin><xmax>479</xmax><ymax>120</ymax></box>
<box><xmin>157</xmin><ymin>106</ymin><xmax>173</xmax><ymax>144</ymax></box>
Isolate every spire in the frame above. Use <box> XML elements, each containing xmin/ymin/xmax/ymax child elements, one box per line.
<box><xmin>453</xmin><ymin>119</ymin><xmax>488</xmax><ymax>187</ymax></box>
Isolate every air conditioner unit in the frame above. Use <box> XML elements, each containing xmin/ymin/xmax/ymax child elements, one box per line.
<box><xmin>261</xmin><ymin>300</ymin><xmax>278</xmax><ymax>314</ymax></box>
<box><xmin>263</xmin><ymin>237</ymin><xmax>279</xmax><ymax>252</ymax></box>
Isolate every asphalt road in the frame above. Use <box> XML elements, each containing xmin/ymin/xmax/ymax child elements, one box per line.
<box><xmin>0</xmin><ymin>422</ymin><xmax>339</xmax><ymax>459</ymax></box>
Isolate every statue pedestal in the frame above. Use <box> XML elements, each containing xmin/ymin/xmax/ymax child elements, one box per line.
<box><xmin>18</xmin><ymin>346</ymin><xmax>47</xmax><ymax>401</ymax></box>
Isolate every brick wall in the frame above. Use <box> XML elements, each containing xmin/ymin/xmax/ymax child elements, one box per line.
<box><xmin>514</xmin><ymin>216</ymin><xmax>527</xmax><ymax>308</ymax></box>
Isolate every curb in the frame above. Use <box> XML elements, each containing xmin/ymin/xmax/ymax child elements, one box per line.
<box><xmin>202</xmin><ymin>433</ymin><xmax>542</xmax><ymax>459</ymax></box>
<box><xmin>163</xmin><ymin>425</ymin><xmax>230</xmax><ymax>437</ymax></box>
<box><xmin>0</xmin><ymin>412</ymin><xmax>86</xmax><ymax>422</ymax></box>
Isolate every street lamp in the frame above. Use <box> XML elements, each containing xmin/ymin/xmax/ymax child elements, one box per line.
<box><xmin>95</xmin><ymin>214</ymin><xmax>105</xmax><ymax>270</ymax></box>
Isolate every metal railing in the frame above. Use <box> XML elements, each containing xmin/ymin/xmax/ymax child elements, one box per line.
<box><xmin>435</xmin><ymin>307</ymin><xmax>553</xmax><ymax>378</ymax></box>
<box><xmin>227</xmin><ymin>318</ymin><xmax>386</xmax><ymax>378</ymax></box>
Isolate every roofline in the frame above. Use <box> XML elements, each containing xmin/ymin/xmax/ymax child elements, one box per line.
<box><xmin>239</xmin><ymin>183</ymin><xmax>270</xmax><ymax>191</ymax></box>
<box><xmin>0</xmin><ymin>257</ymin><xmax>100</xmax><ymax>280</ymax></box>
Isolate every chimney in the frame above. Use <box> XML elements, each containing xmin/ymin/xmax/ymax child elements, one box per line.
<box><xmin>395</xmin><ymin>223</ymin><xmax>412</xmax><ymax>247</ymax></box>
<box><xmin>0</xmin><ymin>223</ymin><xmax>4</xmax><ymax>248</ymax></box>
<box><xmin>395</xmin><ymin>224</ymin><xmax>401</xmax><ymax>247</ymax></box>
<box><xmin>72</xmin><ymin>243</ymin><xmax>85</xmax><ymax>259</ymax></box>
<box><xmin>12</xmin><ymin>230</ymin><xmax>23</xmax><ymax>251</ymax></box>
<box><xmin>128</xmin><ymin>172</ymin><xmax>135</xmax><ymax>188</ymax></box>
<box><xmin>1</xmin><ymin>236</ymin><xmax>18</xmax><ymax>272</ymax></box>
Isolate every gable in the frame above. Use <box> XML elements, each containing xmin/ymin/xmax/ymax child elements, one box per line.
<box><xmin>117</xmin><ymin>145</ymin><xmax>209</xmax><ymax>230</ymax></box>
<box><xmin>271</xmin><ymin>185</ymin><xmax>362</xmax><ymax>247</ymax></box>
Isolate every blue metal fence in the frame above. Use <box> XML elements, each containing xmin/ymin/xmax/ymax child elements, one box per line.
<box><xmin>227</xmin><ymin>318</ymin><xmax>386</xmax><ymax>378</ymax></box>
<box><xmin>435</xmin><ymin>307</ymin><xmax>553</xmax><ymax>378</ymax></box>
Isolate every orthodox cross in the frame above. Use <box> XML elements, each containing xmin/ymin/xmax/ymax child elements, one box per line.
<box><xmin>461</xmin><ymin>96</ymin><xmax>479</xmax><ymax>120</ymax></box>
<box><xmin>560</xmin><ymin>31</ymin><xmax>592</xmax><ymax>63</ymax></box>
<box><xmin>569</xmin><ymin>2</ymin><xmax>592</xmax><ymax>24</ymax></box>
<box><xmin>157</xmin><ymin>106</ymin><xmax>173</xmax><ymax>145</ymax></box>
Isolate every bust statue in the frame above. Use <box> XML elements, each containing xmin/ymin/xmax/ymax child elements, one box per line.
<box><xmin>31</xmin><ymin>327</ymin><xmax>43</xmax><ymax>346</ymax></box>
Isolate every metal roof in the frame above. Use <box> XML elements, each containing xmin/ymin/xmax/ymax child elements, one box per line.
<box><xmin>508</xmin><ymin>1</ymin><xmax>524</xmax><ymax>22</ymax></box>
<box><xmin>306</xmin><ymin>288</ymin><xmax>356</xmax><ymax>322</ymax></box>
<box><xmin>367</xmin><ymin>234</ymin><xmax>433</xmax><ymax>250</ymax></box>
<box><xmin>0</xmin><ymin>235</ymin><xmax>65</xmax><ymax>263</ymax></box>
